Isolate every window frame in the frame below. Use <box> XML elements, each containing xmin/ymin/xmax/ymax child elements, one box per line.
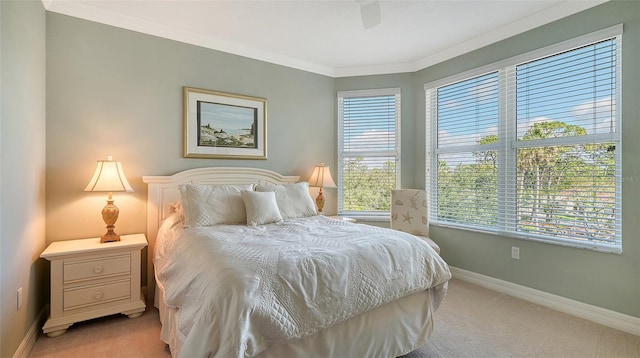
<box><xmin>425</xmin><ymin>25</ymin><xmax>622</xmax><ymax>253</ymax></box>
<box><xmin>337</xmin><ymin>88</ymin><xmax>401</xmax><ymax>220</ymax></box>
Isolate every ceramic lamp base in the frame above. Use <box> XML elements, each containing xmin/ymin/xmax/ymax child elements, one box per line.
<box><xmin>315</xmin><ymin>188</ymin><xmax>325</xmax><ymax>213</ymax></box>
<box><xmin>101</xmin><ymin>195</ymin><xmax>121</xmax><ymax>243</ymax></box>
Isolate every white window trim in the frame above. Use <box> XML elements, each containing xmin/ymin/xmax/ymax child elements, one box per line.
<box><xmin>425</xmin><ymin>25</ymin><xmax>623</xmax><ymax>254</ymax></box>
<box><xmin>337</xmin><ymin>87</ymin><xmax>401</xmax><ymax>219</ymax></box>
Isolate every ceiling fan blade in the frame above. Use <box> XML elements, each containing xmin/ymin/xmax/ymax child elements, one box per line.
<box><xmin>359</xmin><ymin>0</ymin><xmax>381</xmax><ymax>29</ymax></box>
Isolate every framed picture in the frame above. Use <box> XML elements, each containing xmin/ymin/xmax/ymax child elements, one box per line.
<box><xmin>183</xmin><ymin>87</ymin><xmax>267</xmax><ymax>159</ymax></box>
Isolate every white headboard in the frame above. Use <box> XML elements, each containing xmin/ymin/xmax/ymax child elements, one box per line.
<box><xmin>142</xmin><ymin>167</ymin><xmax>299</xmax><ymax>292</ymax></box>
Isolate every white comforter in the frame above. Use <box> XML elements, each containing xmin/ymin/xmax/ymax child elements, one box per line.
<box><xmin>155</xmin><ymin>215</ymin><xmax>451</xmax><ymax>358</ymax></box>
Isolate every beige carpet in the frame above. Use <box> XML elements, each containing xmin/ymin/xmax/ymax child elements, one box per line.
<box><xmin>401</xmin><ymin>279</ymin><xmax>640</xmax><ymax>358</ymax></box>
<box><xmin>30</xmin><ymin>279</ymin><xmax>640</xmax><ymax>357</ymax></box>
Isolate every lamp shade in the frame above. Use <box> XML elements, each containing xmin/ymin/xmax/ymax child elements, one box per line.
<box><xmin>308</xmin><ymin>163</ymin><xmax>337</xmax><ymax>189</ymax></box>
<box><xmin>84</xmin><ymin>157</ymin><xmax>134</xmax><ymax>193</ymax></box>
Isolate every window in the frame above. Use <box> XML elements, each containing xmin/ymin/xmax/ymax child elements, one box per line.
<box><xmin>425</xmin><ymin>25</ymin><xmax>622</xmax><ymax>252</ymax></box>
<box><xmin>338</xmin><ymin>88</ymin><xmax>401</xmax><ymax>218</ymax></box>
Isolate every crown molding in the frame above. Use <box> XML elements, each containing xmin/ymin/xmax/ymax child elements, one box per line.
<box><xmin>42</xmin><ymin>0</ymin><xmax>337</xmax><ymax>77</ymax></box>
<box><xmin>42</xmin><ymin>0</ymin><xmax>609</xmax><ymax>78</ymax></box>
<box><xmin>411</xmin><ymin>0</ymin><xmax>610</xmax><ymax>74</ymax></box>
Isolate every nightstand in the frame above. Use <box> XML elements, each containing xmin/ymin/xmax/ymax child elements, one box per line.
<box><xmin>41</xmin><ymin>233</ymin><xmax>147</xmax><ymax>337</ymax></box>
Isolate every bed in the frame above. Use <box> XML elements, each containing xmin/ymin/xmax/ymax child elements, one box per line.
<box><xmin>143</xmin><ymin>167</ymin><xmax>451</xmax><ymax>357</ymax></box>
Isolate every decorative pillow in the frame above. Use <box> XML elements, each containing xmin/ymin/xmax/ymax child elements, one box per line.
<box><xmin>241</xmin><ymin>190</ymin><xmax>283</xmax><ymax>226</ymax></box>
<box><xmin>180</xmin><ymin>184</ymin><xmax>254</xmax><ymax>227</ymax></box>
<box><xmin>255</xmin><ymin>182</ymin><xmax>317</xmax><ymax>219</ymax></box>
<box><xmin>390</xmin><ymin>189</ymin><xmax>429</xmax><ymax>236</ymax></box>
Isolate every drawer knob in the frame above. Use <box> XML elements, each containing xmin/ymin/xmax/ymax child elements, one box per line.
<box><xmin>93</xmin><ymin>265</ymin><xmax>104</xmax><ymax>274</ymax></box>
<box><xmin>94</xmin><ymin>291</ymin><xmax>104</xmax><ymax>300</ymax></box>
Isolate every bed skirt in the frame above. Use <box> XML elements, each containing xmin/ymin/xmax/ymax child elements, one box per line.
<box><xmin>155</xmin><ymin>278</ymin><xmax>448</xmax><ymax>357</ymax></box>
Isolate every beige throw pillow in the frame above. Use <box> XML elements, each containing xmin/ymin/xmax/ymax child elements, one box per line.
<box><xmin>255</xmin><ymin>182</ymin><xmax>317</xmax><ymax>219</ymax></box>
<box><xmin>241</xmin><ymin>190</ymin><xmax>283</xmax><ymax>226</ymax></box>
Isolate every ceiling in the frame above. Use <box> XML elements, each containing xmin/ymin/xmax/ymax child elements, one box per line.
<box><xmin>42</xmin><ymin>0</ymin><xmax>608</xmax><ymax>78</ymax></box>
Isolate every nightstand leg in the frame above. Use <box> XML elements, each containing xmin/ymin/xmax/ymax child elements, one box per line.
<box><xmin>122</xmin><ymin>299</ymin><xmax>145</xmax><ymax>319</ymax></box>
<box><xmin>127</xmin><ymin>312</ymin><xmax>144</xmax><ymax>319</ymax></box>
<box><xmin>46</xmin><ymin>328</ymin><xmax>68</xmax><ymax>338</ymax></box>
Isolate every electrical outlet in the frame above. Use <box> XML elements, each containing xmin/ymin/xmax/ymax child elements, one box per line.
<box><xmin>17</xmin><ymin>287</ymin><xmax>23</xmax><ymax>310</ymax></box>
<box><xmin>511</xmin><ymin>247</ymin><xmax>520</xmax><ymax>260</ymax></box>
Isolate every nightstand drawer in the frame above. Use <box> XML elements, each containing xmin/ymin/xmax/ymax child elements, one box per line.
<box><xmin>63</xmin><ymin>255</ymin><xmax>130</xmax><ymax>283</ymax></box>
<box><xmin>63</xmin><ymin>279</ymin><xmax>131</xmax><ymax>310</ymax></box>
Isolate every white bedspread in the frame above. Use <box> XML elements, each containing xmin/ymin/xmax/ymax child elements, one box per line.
<box><xmin>155</xmin><ymin>215</ymin><xmax>451</xmax><ymax>358</ymax></box>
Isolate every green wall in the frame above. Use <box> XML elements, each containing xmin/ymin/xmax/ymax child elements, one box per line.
<box><xmin>420</xmin><ymin>0</ymin><xmax>639</xmax><ymax>319</ymax></box>
<box><xmin>45</xmin><ymin>13</ymin><xmax>336</xmax><ymax>247</ymax></box>
<box><xmin>338</xmin><ymin>0</ymin><xmax>640</xmax><ymax>318</ymax></box>
<box><xmin>1</xmin><ymin>1</ymin><xmax>47</xmax><ymax>357</ymax></box>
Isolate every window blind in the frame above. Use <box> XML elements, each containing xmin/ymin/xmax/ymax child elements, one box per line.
<box><xmin>426</xmin><ymin>27</ymin><xmax>621</xmax><ymax>252</ymax></box>
<box><xmin>509</xmin><ymin>38</ymin><xmax>620</xmax><ymax>245</ymax></box>
<box><xmin>433</xmin><ymin>72</ymin><xmax>500</xmax><ymax>228</ymax></box>
<box><xmin>338</xmin><ymin>88</ymin><xmax>400</xmax><ymax>216</ymax></box>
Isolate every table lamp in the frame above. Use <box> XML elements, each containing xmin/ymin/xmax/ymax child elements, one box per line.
<box><xmin>308</xmin><ymin>163</ymin><xmax>337</xmax><ymax>213</ymax></box>
<box><xmin>84</xmin><ymin>156</ymin><xmax>134</xmax><ymax>243</ymax></box>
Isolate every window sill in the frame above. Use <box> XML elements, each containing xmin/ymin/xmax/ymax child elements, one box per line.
<box><xmin>344</xmin><ymin>215</ymin><xmax>389</xmax><ymax>222</ymax></box>
<box><xmin>431</xmin><ymin>222</ymin><xmax>622</xmax><ymax>255</ymax></box>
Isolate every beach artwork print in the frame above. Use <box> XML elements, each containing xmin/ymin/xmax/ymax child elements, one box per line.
<box><xmin>183</xmin><ymin>87</ymin><xmax>267</xmax><ymax>159</ymax></box>
<box><xmin>197</xmin><ymin>101</ymin><xmax>257</xmax><ymax>149</ymax></box>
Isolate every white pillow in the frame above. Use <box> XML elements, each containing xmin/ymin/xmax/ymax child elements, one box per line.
<box><xmin>241</xmin><ymin>191</ymin><xmax>283</xmax><ymax>226</ymax></box>
<box><xmin>255</xmin><ymin>182</ymin><xmax>317</xmax><ymax>219</ymax></box>
<box><xmin>180</xmin><ymin>184</ymin><xmax>254</xmax><ymax>227</ymax></box>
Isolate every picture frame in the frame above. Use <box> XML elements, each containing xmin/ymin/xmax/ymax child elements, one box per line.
<box><xmin>183</xmin><ymin>87</ymin><xmax>267</xmax><ymax>159</ymax></box>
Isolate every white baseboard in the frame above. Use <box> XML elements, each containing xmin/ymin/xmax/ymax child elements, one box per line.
<box><xmin>450</xmin><ymin>266</ymin><xmax>640</xmax><ymax>337</ymax></box>
<box><xmin>12</xmin><ymin>307</ymin><xmax>46</xmax><ymax>358</ymax></box>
